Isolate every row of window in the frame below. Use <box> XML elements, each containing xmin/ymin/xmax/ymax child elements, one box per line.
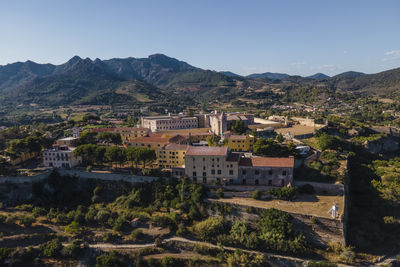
<box><xmin>45</xmin><ymin>157</ymin><xmax>70</xmax><ymax>162</ymax></box>
<box><xmin>193</xmin><ymin>157</ymin><xmax>221</xmax><ymax>162</ymax></box>
<box><xmin>241</xmin><ymin>169</ymin><xmax>287</xmax><ymax>176</ymax></box>
<box><xmin>192</xmin><ymin>169</ymin><xmax>234</xmax><ymax>177</ymax></box>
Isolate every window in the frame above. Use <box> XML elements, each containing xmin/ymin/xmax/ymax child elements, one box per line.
<box><xmin>268</xmin><ymin>180</ymin><xmax>272</xmax><ymax>186</ymax></box>
<box><xmin>269</xmin><ymin>170</ymin><xmax>273</xmax><ymax>175</ymax></box>
<box><xmin>203</xmin><ymin>172</ymin><xmax>206</xmax><ymax>177</ymax></box>
<box><xmin>281</xmin><ymin>179</ymin><xmax>285</xmax><ymax>186</ymax></box>
<box><xmin>203</xmin><ymin>166</ymin><xmax>206</xmax><ymax>170</ymax></box>
<box><xmin>242</xmin><ymin>179</ymin><xmax>246</xmax><ymax>185</ymax></box>
<box><xmin>211</xmin><ymin>169</ymin><xmax>215</xmax><ymax>174</ymax></box>
<box><xmin>203</xmin><ymin>177</ymin><xmax>207</xmax><ymax>183</ymax></box>
<box><xmin>242</xmin><ymin>169</ymin><xmax>246</xmax><ymax>175</ymax></box>
<box><xmin>217</xmin><ymin>158</ymin><xmax>220</xmax><ymax>162</ymax></box>
<box><xmin>217</xmin><ymin>170</ymin><xmax>221</xmax><ymax>175</ymax></box>
<box><xmin>282</xmin><ymin>170</ymin><xmax>287</xmax><ymax>176</ymax></box>
<box><xmin>255</xmin><ymin>170</ymin><xmax>260</xmax><ymax>175</ymax></box>
<box><xmin>193</xmin><ymin>172</ymin><xmax>197</xmax><ymax>177</ymax></box>
<box><xmin>229</xmin><ymin>170</ymin><xmax>233</xmax><ymax>175</ymax></box>
<box><xmin>193</xmin><ymin>177</ymin><xmax>197</xmax><ymax>182</ymax></box>
<box><xmin>255</xmin><ymin>179</ymin><xmax>259</xmax><ymax>185</ymax></box>
<box><xmin>203</xmin><ymin>157</ymin><xmax>205</xmax><ymax>161</ymax></box>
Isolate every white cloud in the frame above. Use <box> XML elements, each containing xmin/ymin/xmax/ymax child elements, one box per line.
<box><xmin>383</xmin><ymin>50</ymin><xmax>400</xmax><ymax>61</ymax></box>
<box><xmin>291</xmin><ymin>61</ymin><xmax>306</xmax><ymax>66</ymax></box>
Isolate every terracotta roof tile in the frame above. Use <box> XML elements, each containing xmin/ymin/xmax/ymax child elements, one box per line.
<box><xmin>186</xmin><ymin>146</ymin><xmax>228</xmax><ymax>156</ymax></box>
<box><xmin>239</xmin><ymin>157</ymin><xmax>294</xmax><ymax>168</ymax></box>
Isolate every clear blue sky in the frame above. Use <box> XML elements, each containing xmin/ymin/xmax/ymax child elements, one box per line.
<box><xmin>0</xmin><ymin>0</ymin><xmax>399</xmax><ymax>76</ymax></box>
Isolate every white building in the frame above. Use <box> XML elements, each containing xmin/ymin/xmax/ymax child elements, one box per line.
<box><xmin>43</xmin><ymin>145</ymin><xmax>81</xmax><ymax>168</ymax></box>
<box><xmin>141</xmin><ymin>114</ymin><xmax>198</xmax><ymax>132</ymax></box>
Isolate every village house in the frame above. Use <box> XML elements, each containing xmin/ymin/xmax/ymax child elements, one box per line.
<box><xmin>238</xmin><ymin>156</ymin><xmax>294</xmax><ymax>186</ymax></box>
<box><xmin>184</xmin><ymin>146</ymin><xmax>240</xmax><ymax>184</ymax></box>
<box><xmin>92</xmin><ymin>127</ymin><xmax>150</xmax><ymax>143</ymax></box>
<box><xmin>157</xmin><ymin>143</ymin><xmax>188</xmax><ymax>168</ymax></box>
<box><xmin>43</xmin><ymin>145</ymin><xmax>81</xmax><ymax>168</ymax></box>
<box><xmin>227</xmin><ymin>134</ymin><xmax>255</xmax><ymax>152</ymax></box>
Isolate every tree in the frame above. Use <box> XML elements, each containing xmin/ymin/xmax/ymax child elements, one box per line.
<box><xmin>140</xmin><ymin>148</ymin><xmax>156</xmax><ymax>168</ymax></box>
<box><xmin>40</xmin><ymin>238</ymin><xmax>63</xmax><ymax>257</ymax></box>
<box><xmin>230</xmin><ymin>221</ymin><xmax>251</xmax><ymax>244</ymax></box>
<box><xmin>74</xmin><ymin>144</ymin><xmax>97</xmax><ymax>166</ymax></box>
<box><xmin>97</xmin><ymin>132</ymin><xmax>122</xmax><ymax>145</ymax></box>
<box><xmin>77</xmin><ymin>131</ymin><xmax>97</xmax><ymax>145</ymax></box>
<box><xmin>105</xmin><ymin>146</ymin><xmax>126</xmax><ymax>168</ymax></box>
<box><xmin>231</xmin><ymin>120</ymin><xmax>245</xmax><ymax>135</ymax></box>
<box><xmin>194</xmin><ymin>217</ymin><xmax>225</xmax><ymax>241</ymax></box>
<box><xmin>252</xmin><ymin>190</ymin><xmax>261</xmax><ymax>200</ymax></box>
<box><xmin>126</xmin><ymin>147</ymin><xmax>141</xmax><ymax>168</ymax></box>
<box><xmin>316</xmin><ymin>133</ymin><xmax>337</xmax><ymax>151</ymax></box>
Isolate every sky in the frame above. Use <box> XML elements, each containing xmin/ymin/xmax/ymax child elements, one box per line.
<box><xmin>0</xmin><ymin>0</ymin><xmax>399</xmax><ymax>76</ymax></box>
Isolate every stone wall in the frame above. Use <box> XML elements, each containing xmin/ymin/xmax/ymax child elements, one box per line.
<box><xmin>0</xmin><ymin>170</ymin><xmax>159</xmax><ymax>185</ymax></box>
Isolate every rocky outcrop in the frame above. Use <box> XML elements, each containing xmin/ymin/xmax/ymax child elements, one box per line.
<box><xmin>363</xmin><ymin>136</ymin><xmax>399</xmax><ymax>154</ymax></box>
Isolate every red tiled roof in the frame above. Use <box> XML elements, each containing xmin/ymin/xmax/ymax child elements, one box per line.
<box><xmin>164</xmin><ymin>144</ymin><xmax>189</xmax><ymax>151</ymax></box>
<box><xmin>92</xmin><ymin>127</ymin><xmax>149</xmax><ymax>133</ymax></box>
<box><xmin>131</xmin><ymin>136</ymin><xmax>170</xmax><ymax>144</ymax></box>
<box><xmin>229</xmin><ymin>135</ymin><xmax>247</xmax><ymax>140</ymax></box>
<box><xmin>239</xmin><ymin>157</ymin><xmax>294</xmax><ymax>168</ymax></box>
<box><xmin>186</xmin><ymin>146</ymin><xmax>228</xmax><ymax>156</ymax></box>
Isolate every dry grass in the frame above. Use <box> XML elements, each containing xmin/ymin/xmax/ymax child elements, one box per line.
<box><xmin>216</xmin><ymin>194</ymin><xmax>344</xmax><ymax>219</ymax></box>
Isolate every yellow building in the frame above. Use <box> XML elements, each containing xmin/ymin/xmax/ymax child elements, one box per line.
<box><xmin>93</xmin><ymin>127</ymin><xmax>150</xmax><ymax>144</ymax></box>
<box><xmin>228</xmin><ymin>135</ymin><xmax>255</xmax><ymax>152</ymax></box>
<box><xmin>157</xmin><ymin>144</ymin><xmax>188</xmax><ymax>168</ymax></box>
<box><xmin>127</xmin><ymin>135</ymin><xmax>171</xmax><ymax>150</ymax></box>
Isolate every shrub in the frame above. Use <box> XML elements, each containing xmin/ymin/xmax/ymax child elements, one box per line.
<box><xmin>16</xmin><ymin>204</ymin><xmax>33</xmax><ymax>212</ymax></box>
<box><xmin>226</xmin><ymin>249</ymin><xmax>265</xmax><ymax>267</ymax></box>
<box><xmin>194</xmin><ymin>217</ymin><xmax>226</xmax><ymax>242</ymax></box>
<box><xmin>86</xmin><ymin>165</ymin><xmax>92</xmax><ymax>172</ymax></box>
<box><xmin>339</xmin><ymin>247</ymin><xmax>355</xmax><ymax>264</ymax></box>
<box><xmin>32</xmin><ymin>207</ymin><xmax>47</xmax><ymax>218</ymax></box>
<box><xmin>95</xmin><ymin>251</ymin><xmax>123</xmax><ymax>267</ymax></box>
<box><xmin>112</xmin><ymin>215</ymin><xmax>126</xmax><ymax>232</ymax></box>
<box><xmin>39</xmin><ymin>238</ymin><xmax>63</xmax><ymax>257</ymax></box>
<box><xmin>216</xmin><ymin>188</ymin><xmax>224</xmax><ymax>198</ymax></box>
<box><xmin>268</xmin><ymin>187</ymin><xmax>296</xmax><ymax>200</ymax></box>
<box><xmin>298</xmin><ymin>184</ymin><xmax>315</xmax><ymax>194</ymax></box>
<box><xmin>176</xmin><ymin>225</ymin><xmax>188</xmax><ymax>236</ymax></box>
<box><xmin>160</xmin><ymin>256</ymin><xmax>183</xmax><ymax>267</ymax></box>
<box><xmin>19</xmin><ymin>215</ymin><xmax>35</xmax><ymax>227</ymax></box>
<box><xmin>252</xmin><ymin>190</ymin><xmax>261</xmax><ymax>200</ymax></box>
<box><xmin>310</xmin><ymin>217</ymin><xmax>318</xmax><ymax>225</ymax></box>
<box><xmin>131</xmin><ymin>229</ymin><xmax>143</xmax><ymax>241</ymax></box>
<box><xmin>103</xmin><ymin>232</ymin><xmax>119</xmax><ymax>243</ymax></box>
<box><xmin>5</xmin><ymin>215</ymin><xmax>18</xmax><ymax>225</ymax></box>
<box><xmin>65</xmin><ymin>221</ymin><xmax>82</xmax><ymax>235</ymax></box>
<box><xmin>308</xmin><ymin>261</ymin><xmax>337</xmax><ymax>267</ymax></box>
<box><xmin>64</xmin><ymin>239</ymin><xmax>84</xmax><ymax>258</ymax></box>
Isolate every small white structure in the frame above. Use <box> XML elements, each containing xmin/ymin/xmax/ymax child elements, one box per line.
<box><xmin>328</xmin><ymin>202</ymin><xmax>339</xmax><ymax>219</ymax></box>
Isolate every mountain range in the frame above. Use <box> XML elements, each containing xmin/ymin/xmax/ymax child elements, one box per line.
<box><xmin>0</xmin><ymin>54</ymin><xmax>399</xmax><ymax>107</ymax></box>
